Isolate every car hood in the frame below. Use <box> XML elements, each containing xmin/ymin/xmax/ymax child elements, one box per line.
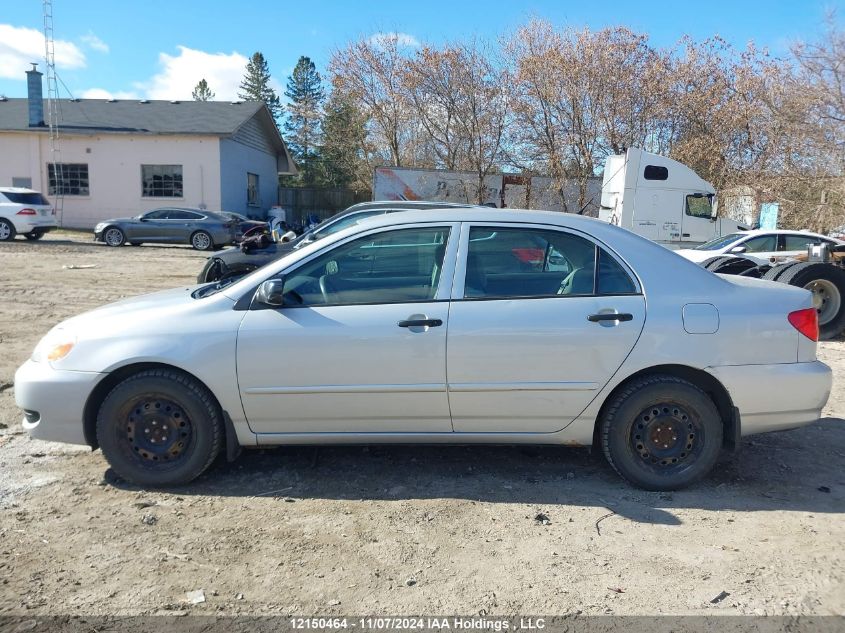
<box><xmin>57</xmin><ymin>286</ymin><xmax>214</xmax><ymax>334</ymax></box>
<box><xmin>95</xmin><ymin>217</ymin><xmax>138</xmax><ymax>225</ymax></box>
<box><xmin>211</xmin><ymin>241</ymin><xmax>296</xmax><ymax>265</ymax></box>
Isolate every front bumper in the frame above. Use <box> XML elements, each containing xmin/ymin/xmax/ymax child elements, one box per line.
<box><xmin>708</xmin><ymin>360</ymin><xmax>833</xmax><ymax>435</ymax></box>
<box><xmin>14</xmin><ymin>359</ymin><xmax>105</xmax><ymax>446</ymax></box>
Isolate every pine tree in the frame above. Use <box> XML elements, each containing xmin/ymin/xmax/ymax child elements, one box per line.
<box><xmin>238</xmin><ymin>52</ymin><xmax>282</xmax><ymax>119</ymax></box>
<box><xmin>192</xmin><ymin>78</ymin><xmax>215</xmax><ymax>101</ymax></box>
<box><xmin>320</xmin><ymin>93</ymin><xmax>366</xmax><ymax>187</ymax></box>
<box><xmin>283</xmin><ymin>56</ymin><xmax>325</xmax><ymax>185</ymax></box>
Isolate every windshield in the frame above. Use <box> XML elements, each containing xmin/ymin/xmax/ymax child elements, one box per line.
<box><xmin>694</xmin><ymin>233</ymin><xmax>745</xmax><ymax>251</ymax></box>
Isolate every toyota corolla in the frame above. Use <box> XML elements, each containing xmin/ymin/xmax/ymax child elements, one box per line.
<box><xmin>15</xmin><ymin>209</ymin><xmax>832</xmax><ymax>490</ymax></box>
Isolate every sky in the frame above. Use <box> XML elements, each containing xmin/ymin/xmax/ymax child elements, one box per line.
<box><xmin>0</xmin><ymin>0</ymin><xmax>842</xmax><ymax>102</ymax></box>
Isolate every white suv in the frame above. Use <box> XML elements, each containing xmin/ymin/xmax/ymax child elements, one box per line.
<box><xmin>0</xmin><ymin>188</ymin><xmax>57</xmax><ymax>241</ymax></box>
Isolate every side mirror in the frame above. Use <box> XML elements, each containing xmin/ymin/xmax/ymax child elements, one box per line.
<box><xmin>729</xmin><ymin>245</ymin><xmax>747</xmax><ymax>254</ymax></box>
<box><xmin>256</xmin><ymin>278</ymin><xmax>286</xmax><ymax>307</ymax></box>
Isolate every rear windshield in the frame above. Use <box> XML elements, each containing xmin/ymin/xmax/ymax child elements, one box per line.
<box><xmin>2</xmin><ymin>191</ymin><xmax>50</xmax><ymax>205</ymax></box>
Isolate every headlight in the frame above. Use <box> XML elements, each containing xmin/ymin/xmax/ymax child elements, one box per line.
<box><xmin>32</xmin><ymin>332</ymin><xmax>77</xmax><ymax>363</ymax></box>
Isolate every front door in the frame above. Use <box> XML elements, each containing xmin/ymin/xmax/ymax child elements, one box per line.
<box><xmin>446</xmin><ymin>223</ymin><xmax>646</xmax><ymax>433</ymax></box>
<box><xmin>237</xmin><ymin>224</ymin><xmax>457</xmax><ymax>434</ymax></box>
<box><xmin>681</xmin><ymin>193</ymin><xmax>717</xmax><ymax>243</ymax></box>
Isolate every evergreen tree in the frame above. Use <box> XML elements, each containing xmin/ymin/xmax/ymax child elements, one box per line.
<box><xmin>320</xmin><ymin>93</ymin><xmax>366</xmax><ymax>187</ymax></box>
<box><xmin>192</xmin><ymin>78</ymin><xmax>215</xmax><ymax>101</ymax></box>
<box><xmin>238</xmin><ymin>52</ymin><xmax>282</xmax><ymax>119</ymax></box>
<box><xmin>283</xmin><ymin>56</ymin><xmax>325</xmax><ymax>185</ymax></box>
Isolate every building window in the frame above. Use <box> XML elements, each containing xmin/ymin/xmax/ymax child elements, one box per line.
<box><xmin>47</xmin><ymin>163</ymin><xmax>89</xmax><ymax>195</ymax></box>
<box><xmin>247</xmin><ymin>172</ymin><xmax>259</xmax><ymax>206</ymax></box>
<box><xmin>141</xmin><ymin>164</ymin><xmax>183</xmax><ymax>198</ymax></box>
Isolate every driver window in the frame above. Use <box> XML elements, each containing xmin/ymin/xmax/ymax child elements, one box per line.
<box><xmin>742</xmin><ymin>235</ymin><xmax>776</xmax><ymax>252</ymax></box>
<box><xmin>143</xmin><ymin>209</ymin><xmax>167</xmax><ymax>220</ymax></box>
<box><xmin>685</xmin><ymin>195</ymin><xmax>713</xmax><ymax>219</ymax></box>
<box><xmin>283</xmin><ymin>227</ymin><xmax>450</xmax><ymax>306</ymax></box>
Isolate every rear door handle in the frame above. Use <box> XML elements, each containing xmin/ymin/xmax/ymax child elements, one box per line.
<box><xmin>398</xmin><ymin>318</ymin><xmax>443</xmax><ymax>328</ymax></box>
<box><xmin>588</xmin><ymin>313</ymin><xmax>633</xmax><ymax>322</ymax></box>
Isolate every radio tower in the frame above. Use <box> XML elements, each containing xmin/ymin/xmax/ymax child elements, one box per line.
<box><xmin>42</xmin><ymin>0</ymin><xmax>64</xmax><ymax>226</ymax></box>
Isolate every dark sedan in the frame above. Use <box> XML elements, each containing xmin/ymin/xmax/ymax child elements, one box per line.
<box><xmin>222</xmin><ymin>212</ymin><xmax>267</xmax><ymax>240</ymax></box>
<box><xmin>94</xmin><ymin>208</ymin><xmax>238</xmax><ymax>250</ymax></box>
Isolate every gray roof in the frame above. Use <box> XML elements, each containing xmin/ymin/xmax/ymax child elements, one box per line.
<box><xmin>0</xmin><ymin>98</ymin><xmax>267</xmax><ymax>136</ymax></box>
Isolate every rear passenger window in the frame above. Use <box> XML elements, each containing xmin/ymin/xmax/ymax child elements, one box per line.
<box><xmin>464</xmin><ymin>227</ymin><xmax>596</xmax><ymax>298</ymax></box>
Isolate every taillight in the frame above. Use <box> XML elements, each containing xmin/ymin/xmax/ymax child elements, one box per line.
<box><xmin>17</xmin><ymin>208</ymin><xmax>37</xmax><ymax>215</ymax></box>
<box><xmin>788</xmin><ymin>308</ymin><xmax>819</xmax><ymax>342</ymax></box>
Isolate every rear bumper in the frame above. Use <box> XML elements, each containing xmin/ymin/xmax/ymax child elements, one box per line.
<box><xmin>14</xmin><ymin>359</ymin><xmax>104</xmax><ymax>446</ymax></box>
<box><xmin>15</xmin><ymin>218</ymin><xmax>57</xmax><ymax>233</ymax></box>
<box><xmin>708</xmin><ymin>360</ymin><xmax>832</xmax><ymax>435</ymax></box>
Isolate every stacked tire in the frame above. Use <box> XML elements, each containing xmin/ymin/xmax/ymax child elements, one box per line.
<box><xmin>766</xmin><ymin>262</ymin><xmax>845</xmax><ymax>340</ymax></box>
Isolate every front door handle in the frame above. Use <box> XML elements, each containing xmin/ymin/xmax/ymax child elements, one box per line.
<box><xmin>398</xmin><ymin>318</ymin><xmax>443</xmax><ymax>328</ymax></box>
<box><xmin>588</xmin><ymin>313</ymin><xmax>633</xmax><ymax>322</ymax></box>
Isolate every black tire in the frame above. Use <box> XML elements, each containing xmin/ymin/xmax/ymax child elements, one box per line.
<box><xmin>700</xmin><ymin>256</ymin><xmax>733</xmax><ymax>271</ymax></box>
<box><xmin>96</xmin><ymin>369</ymin><xmax>223</xmax><ymax>486</ymax></box>
<box><xmin>191</xmin><ymin>231</ymin><xmax>213</xmax><ymax>251</ymax></box>
<box><xmin>600</xmin><ymin>374</ymin><xmax>723</xmax><ymax>491</ymax></box>
<box><xmin>24</xmin><ymin>231</ymin><xmax>45</xmax><ymax>241</ymax></box>
<box><xmin>762</xmin><ymin>262</ymin><xmax>801</xmax><ymax>282</ymax></box>
<box><xmin>778</xmin><ymin>263</ymin><xmax>845</xmax><ymax>340</ymax></box>
<box><xmin>103</xmin><ymin>226</ymin><xmax>125</xmax><ymax>247</ymax></box>
<box><xmin>710</xmin><ymin>256</ymin><xmax>758</xmax><ymax>275</ymax></box>
<box><xmin>0</xmin><ymin>218</ymin><xmax>16</xmax><ymax>242</ymax></box>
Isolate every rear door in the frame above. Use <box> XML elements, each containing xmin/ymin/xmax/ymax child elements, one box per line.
<box><xmin>446</xmin><ymin>223</ymin><xmax>646</xmax><ymax>433</ymax></box>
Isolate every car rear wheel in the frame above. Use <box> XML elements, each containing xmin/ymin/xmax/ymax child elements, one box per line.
<box><xmin>103</xmin><ymin>227</ymin><xmax>125</xmax><ymax>247</ymax></box>
<box><xmin>24</xmin><ymin>231</ymin><xmax>45</xmax><ymax>241</ymax></box>
<box><xmin>0</xmin><ymin>218</ymin><xmax>16</xmax><ymax>241</ymax></box>
<box><xmin>191</xmin><ymin>231</ymin><xmax>213</xmax><ymax>251</ymax></box>
<box><xmin>96</xmin><ymin>369</ymin><xmax>223</xmax><ymax>486</ymax></box>
<box><xmin>600</xmin><ymin>375</ymin><xmax>723</xmax><ymax>490</ymax></box>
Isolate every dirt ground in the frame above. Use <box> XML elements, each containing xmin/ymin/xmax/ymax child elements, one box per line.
<box><xmin>0</xmin><ymin>231</ymin><xmax>843</xmax><ymax>617</ymax></box>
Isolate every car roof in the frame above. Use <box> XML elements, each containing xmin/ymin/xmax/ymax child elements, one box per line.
<box><xmin>355</xmin><ymin>207</ymin><xmax>611</xmax><ymax>233</ymax></box>
<box><xmin>0</xmin><ymin>187</ymin><xmax>43</xmax><ymax>194</ymax></box>
<box><xmin>737</xmin><ymin>229</ymin><xmax>830</xmax><ymax>237</ymax></box>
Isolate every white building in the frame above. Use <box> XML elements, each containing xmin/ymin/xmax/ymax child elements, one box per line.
<box><xmin>0</xmin><ymin>66</ymin><xmax>296</xmax><ymax>228</ymax></box>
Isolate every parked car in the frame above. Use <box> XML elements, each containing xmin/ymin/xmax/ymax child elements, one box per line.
<box><xmin>197</xmin><ymin>200</ymin><xmax>472</xmax><ymax>283</ymax></box>
<box><xmin>93</xmin><ymin>207</ymin><xmax>238</xmax><ymax>250</ymax></box>
<box><xmin>221</xmin><ymin>211</ymin><xmax>267</xmax><ymax>240</ymax></box>
<box><xmin>0</xmin><ymin>187</ymin><xmax>57</xmax><ymax>241</ymax></box>
<box><xmin>16</xmin><ymin>209</ymin><xmax>831</xmax><ymax>490</ymax></box>
<box><xmin>676</xmin><ymin>229</ymin><xmax>843</xmax><ymax>264</ymax></box>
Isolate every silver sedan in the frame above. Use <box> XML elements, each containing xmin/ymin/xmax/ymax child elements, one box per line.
<box><xmin>15</xmin><ymin>209</ymin><xmax>833</xmax><ymax>490</ymax></box>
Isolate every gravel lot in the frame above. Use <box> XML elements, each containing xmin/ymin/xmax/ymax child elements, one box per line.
<box><xmin>0</xmin><ymin>231</ymin><xmax>843</xmax><ymax>616</ymax></box>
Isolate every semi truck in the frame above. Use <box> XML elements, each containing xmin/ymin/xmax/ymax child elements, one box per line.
<box><xmin>598</xmin><ymin>147</ymin><xmax>748</xmax><ymax>247</ymax></box>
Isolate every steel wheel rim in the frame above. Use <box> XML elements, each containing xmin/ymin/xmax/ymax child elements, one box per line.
<box><xmin>105</xmin><ymin>228</ymin><xmax>123</xmax><ymax>246</ymax></box>
<box><xmin>0</xmin><ymin>222</ymin><xmax>10</xmax><ymax>240</ymax></box>
<box><xmin>124</xmin><ymin>396</ymin><xmax>193</xmax><ymax>466</ymax></box>
<box><xmin>630</xmin><ymin>402</ymin><xmax>703</xmax><ymax>474</ymax></box>
<box><xmin>193</xmin><ymin>233</ymin><xmax>210</xmax><ymax>249</ymax></box>
<box><xmin>804</xmin><ymin>279</ymin><xmax>841</xmax><ymax>326</ymax></box>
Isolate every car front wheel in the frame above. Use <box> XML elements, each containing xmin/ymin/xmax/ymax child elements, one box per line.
<box><xmin>103</xmin><ymin>227</ymin><xmax>125</xmax><ymax>247</ymax></box>
<box><xmin>96</xmin><ymin>369</ymin><xmax>223</xmax><ymax>486</ymax></box>
<box><xmin>600</xmin><ymin>374</ymin><xmax>723</xmax><ymax>490</ymax></box>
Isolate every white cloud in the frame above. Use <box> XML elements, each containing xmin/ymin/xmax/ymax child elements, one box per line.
<box><xmin>80</xmin><ymin>32</ymin><xmax>109</xmax><ymax>54</ymax></box>
<box><xmin>140</xmin><ymin>46</ymin><xmax>248</xmax><ymax>101</ymax></box>
<box><xmin>0</xmin><ymin>24</ymin><xmax>86</xmax><ymax>79</ymax></box>
<box><xmin>80</xmin><ymin>87</ymin><xmax>138</xmax><ymax>100</ymax></box>
<box><xmin>368</xmin><ymin>32</ymin><xmax>420</xmax><ymax>49</ymax></box>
